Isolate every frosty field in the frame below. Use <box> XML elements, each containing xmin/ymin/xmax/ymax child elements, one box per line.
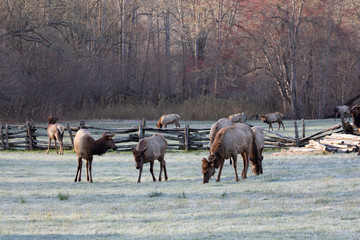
<box><xmin>0</xmin><ymin>150</ymin><xmax>359</xmax><ymax>239</ymax></box>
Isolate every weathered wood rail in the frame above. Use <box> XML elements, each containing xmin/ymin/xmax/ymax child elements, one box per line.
<box><xmin>0</xmin><ymin>120</ymin><xmax>210</xmax><ymax>151</ymax></box>
<box><xmin>0</xmin><ymin>119</ymin><xmax>348</xmax><ymax>152</ymax></box>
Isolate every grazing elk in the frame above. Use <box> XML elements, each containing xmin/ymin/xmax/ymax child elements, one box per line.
<box><xmin>46</xmin><ymin>115</ymin><xmax>65</xmax><ymax>155</ymax></box>
<box><xmin>228</xmin><ymin>112</ymin><xmax>247</xmax><ymax>123</ymax></box>
<box><xmin>132</xmin><ymin>134</ymin><xmax>168</xmax><ymax>183</ymax></box>
<box><xmin>74</xmin><ymin>129</ymin><xmax>117</xmax><ymax>183</ymax></box>
<box><xmin>156</xmin><ymin>114</ymin><xmax>180</xmax><ymax>129</ymax></box>
<box><xmin>260</xmin><ymin>112</ymin><xmax>285</xmax><ymax>131</ymax></box>
<box><xmin>202</xmin><ymin>123</ymin><xmax>254</xmax><ymax>183</ymax></box>
<box><xmin>250</xmin><ymin>127</ymin><xmax>265</xmax><ymax>175</ymax></box>
<box><xmin>334</xmin><ymin>105</ymin><xmax>350</xmax><ymax>120</ymax></box>
<box><xmin>350</xmin><ymin>105</ymin><xmax>360</xmax><ymax>129</ymax></box>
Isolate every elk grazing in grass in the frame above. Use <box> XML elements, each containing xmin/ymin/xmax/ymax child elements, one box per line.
<box><xmin>259</xmin><ymin>112</ymin><xmax>285</xmax><ymax>131</ymax></box>
<box><xmin>74</xmin><ymin>129</ymin><xmax>117</xmax><ymax>183</ymax></box>
<box><xmin>202</xmin><ymin>123</ymin><xmax>254</xmax><ymax>183</ymax></box>
<box><xmin>156</xmin><ymin>114</ymin><xmax>180</xmax><ymax>128</ymax></box>
<box><xmin>250</xmin><ymin>126</ymin><xmax>265</xmax><ymax>175</ymax></box>
<box><xmin>132</xmin><ymin>134</ymin><xmax>168</xmax><ymax>183</ymax></box>
<box><xmin>46</xmin><ymin>115</ymin><xmax>65</xmax><ymax>155</ymax></box>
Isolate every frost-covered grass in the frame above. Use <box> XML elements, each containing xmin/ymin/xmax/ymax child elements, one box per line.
<box><xmin>0</xmin><ymin>150</ymin><xmax>359</xmax><ymax>239</ymax></box>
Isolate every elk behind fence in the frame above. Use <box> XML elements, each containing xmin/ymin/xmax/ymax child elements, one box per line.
<box><xmin>0</xmin><ymin>119</ymin><xmax>345</xmax><ymax>152</ymax></box>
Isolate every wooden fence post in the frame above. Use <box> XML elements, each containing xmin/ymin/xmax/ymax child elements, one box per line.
<box><xmin>340</xmin><ymin>115</ymin><xmax>347</xmax><ymax>133</ymax></box>
<box><xmin>301</xmin><ymin>118</ymin><xmax>305</xmax><ymax>138</ymax></box>
<box><xmin>0</xmin><ymin>124</ymin><xmax>4</xmax><ymax>150</ymax></box>
<box><xmin>5</xmin><ymin>124</ymin><xmax>9</xmax><ymax>150</ymax></box>
<box><xmin>142</xmin><ymin>118</ymin><xmax>146</xmax><ymax>128</ymax></box>
<box><xmin>67</xmin><ymin>123</ymin><xmax>74</xmax><ymax>149</ymax></box>
<box><xmin>26</xmin><ymin>121</ymin><xmax>33</xmax><ymax>151</ymax></box>
<box><xmin>184</xmin><ymin>124</ymin><xmax>190</xmax><ymax>151</ymax></box>
<box><xmin>79</xmin><ymin>120</ymin><xmax>85</xmax><ymax>129</ymax></box>
<box><xmin>294</xmin><ymin>121</ymin><xmax>300</xmax><ymax>147</ymax></box>
<box><xmin>138</xmin><ymin>123</ymin><xmax>144</xmax><ymax>140</ymax></box>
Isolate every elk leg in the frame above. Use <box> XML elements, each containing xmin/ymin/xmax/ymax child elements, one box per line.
<box><xmin>85</xmin><ymin>160</ymin><xmax>89</xmax><ymax>181</ymax></box>
<box><xmin>158</xmin><ymin>159</ymin><xmax>163</xmax><ymax>182</ymax></box>
<box><xmin>59</xmin><ymin>140</ymin><xmax>64</xmax><ymax>155</ymax></box>
<box><xmin>163</xmin><ymin>160</ymin><xmax>168</xmax><ymax>181</ymax></box>
<box><xmin>74</xmin><ymin>157</ymin><xmax>82</xmax><ymax>182</ymax></box>
<box><xmin>150</xmin><ymin>161</ymin><xmax>156</xmax><ymax>181</ymax></box>
<box><xmin>281</xmin><ymin>122</ymin><xmax>285</xmax><ymax>130</ymax></box>
<box><xmin>229</xmin><ymin>157</ymin><xmax>233</xmax><ymax>165</ymax></box>
<box><xmin>241</xmin><ymin>152</ymin><xmax>249</xmax><ymax>179</ymax></box>
<box><xmin>54</xmin><ymin>139</ymin><xmax>58</xmax><ymax>154</ymax></box>
<box><xmin>269</xmin><ymin>123</ymin><xmax>273</xmax><ymax>131</ymax></box>
<box><xmin>233</xmin><ymin>154</ymin><xmax>239</xmax><ymax>182</ymax></box>
<box><xmin>137</xmin><ymin>166</ymin><xmax>143</xmax><ymax>183</ymax></box>
<box><xmin>88</xmin><ymin>159</ymin><xmax>93</xmax><ymax>183</ymax></box>
<box><xmin>216</xmin><ymin>159</ymin><xmax>225</xmax><ymax>182</ymax></box>
<box><xmin>46</xmin><ymin>138</ymin><xmax>51</xmax><ymax>154</ymax></box>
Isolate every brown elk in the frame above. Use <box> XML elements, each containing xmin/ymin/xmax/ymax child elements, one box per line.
<box><xmin>202</xmin><ymin>123</ymin><xmax>254</xmax><ymax>183</ymax></box>
<box><xmin>46</xmin><ymin>115</ymin><xmax>65</xmax><ymax>155</ymax></box>
<box><xmin>156</xmin><ymin>114</ymin><xmax>180</xmax><ymax>128</ymax></box>
<box><xmin>209</xmin><ymin>118</ymin><xmax>233</xmax><ymax>164</ymax></box>
<box><xmin>334</xmin><ymin>105</ymin><xmax>350</xmax><ymax>120</ymax></box>
<box><xmin>132</xmin><ymin>134</ymin><xmax>168</xmax><ymax>183</ymax></box>
<box><xmin>250</xmin><ymin>126</ymin><xmax>265</xmax><ymax>175</ymax></box>
<box><xmin>228</xmin><ymin>112</ymin><xmax>246</xmax><ymax>123</ymax></box>
<box><xmin>260</xmin><ymin>112</ymin><xmax>285</xmax><ymax>131</ymax></box>
<box><xmin>74</xmin><ymin>129</ymin><xmax>117</xmax><ymax>183</ymax></box>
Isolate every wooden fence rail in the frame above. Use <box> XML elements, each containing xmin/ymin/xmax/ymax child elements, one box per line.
<box><xmin>0</xmin><ymin>120</ymin><xmax>347</xmax><ymax>152</ymax></box>
<box><xmin>0</xmin><ymin>120</ymin><xmax>211</xmax><ymax>151</ymax></box>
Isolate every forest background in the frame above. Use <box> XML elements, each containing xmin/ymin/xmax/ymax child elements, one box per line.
<box><xmin>1</xmin><ymin>0</ymin><xmax>360</xmax><ymax>122</ymax></box>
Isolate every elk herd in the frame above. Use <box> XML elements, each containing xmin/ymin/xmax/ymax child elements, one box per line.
<box><xmin>46</xmin><ymin>106</ymin><xmax>359</xmax><ymax>184</ymax></box>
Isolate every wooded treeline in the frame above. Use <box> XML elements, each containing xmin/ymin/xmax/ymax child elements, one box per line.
<box><xmin>1</xmin><ymin>0</ymin><xmax>360</xmax><ymax>122</ymax></box>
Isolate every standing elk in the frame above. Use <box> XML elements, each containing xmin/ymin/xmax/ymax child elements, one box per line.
<box><xmin>156</xmin><ymin>114</ymin><xmax>180</xmax><ymax>128</ymax></box>
<box><xmin>132</xmin><ymin>134</ymin><xmax>168</xmax><ymax>183</ymax></box>
<box><xmin>202</xmin><ymin>123</ymin><xmax>254</xmax><ymax>183</ymax></box>
<box><xmin>334</xmin><ymin>105</ymin><xmax>350</xmax><ymax>120</ymax></box>
<box><xmin>259</xmin><ymin>112</ymin><xmax>285</xmax><ymax>131</ymax></box>
<box><xmin>46</xmin><ymin>115</ymin><xmax>65</xmax><ymax>155</ymax></box>
<box><xmin>74</xmin><ymin>129</ymin><xmax>117</xmax><ymax>183</ymax></box>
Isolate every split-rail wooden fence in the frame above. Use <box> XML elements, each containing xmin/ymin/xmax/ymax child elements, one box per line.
<box><xmin>0</xmin><ymin>119</ymin><xmax>349</xmax><ymax>152</ymax></box>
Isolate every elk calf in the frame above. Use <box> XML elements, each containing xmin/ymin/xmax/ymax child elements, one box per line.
<box><xmin>74</xmin><ymin>129</ymin><xmax>117</xmax><ymax>183</ymax></box>
<box><xmin>132</xmin><ymin>134</ymin><xmax>168</xmax><ymax>183</ymax></box>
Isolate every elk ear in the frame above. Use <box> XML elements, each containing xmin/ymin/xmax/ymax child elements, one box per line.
<box><xmin>131</xmin><ymin>146</ymin><xmax>136</xmax><ymax>153</ymax></box>
<box><xmin>202</xmin><ymin>158</ymin><xmax>208</xmax><ymax>168</ymax></box>
<box><xmin>141</xmin><ymin>147</ymin><xmax>147</xmax><ymax>155</ymax></box>
<box><xmin>102</xmin><ymin>132</ymin><xmax>107</xmax><ymax>137</ymax></box>
<box><xmin>207</xmin><ymin>146</ymin><xmax>210</xmax><ymax>151</ymax></box>
<box><xmin>107</xmin><ymin>133</ymin><xmax>115</xmax><ymax>139</ymax></box>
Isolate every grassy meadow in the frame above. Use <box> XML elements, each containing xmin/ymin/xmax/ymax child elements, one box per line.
<box><xmin>0</xmin><ymin>148</ymin><xmax>359</xmax><ymax>239</ymax></box>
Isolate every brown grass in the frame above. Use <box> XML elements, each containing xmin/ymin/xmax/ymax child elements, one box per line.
<box><xmin>68</xmin><ymin>97</ymin><xmax>265</xmax><ymax>121</ymax></box>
